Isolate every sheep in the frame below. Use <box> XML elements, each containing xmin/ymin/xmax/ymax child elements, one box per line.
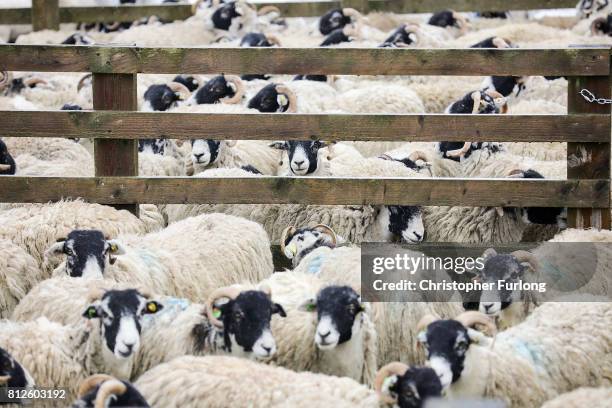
<box><xmin>319</xmin><ymin>8</ymin><xmax>362</xmax><ymax>35</ymax></box>
<box><xmin>240</xmin><ymin>32</ymin><xmax>281</xmax><ymax>47</ymax></box>
<box><xmin>46</xmin><ymin>213</ymin><xmax>274</xmax><ymax>301</ymax></box>
<box><xmin>248</xmin><ymin>83</ymin><xmax>297</xmax><ymax>113</ymax></box>
<box><xmin>0</xmin><ymin>200</ymin><xmax>160</xmax><ymax>271</ymax></box>
<box><xmin>142</xmin><ymin>81</ymin><xmax>191</xmax><ymax>112</ymax></box>
<box><xmin>379</xmin><ymin>24</ymin><xmax>419</xmax><ymax>48</ymax></box>
<box><xmin>71</xmin><ymin>374</ymin><xmax>150</xmax><ymax>408</ymax></box>
<box><xmin>467</xmin><ymin>228</ymin><xmax>612</xmax><ymax>328</ymax></box>
<box><xmin>0</xmin><ymin>238</ymin><xmax>41</xmax><ymax>319</ymax></box>
<box><xmin>134</xmin><ymin>355</ymin><xmax>380</xmax><ymax>407</ymax></box>
<box><xmin>0</xmin><ymin>139</ymin><xmax>16</xmax><ymax>175</ymax></box>
<box><xmin>374</xmin><ymin>362</ymin><xmax>443</xmax><ymax>408</ymax></box>
<box><xmin>417</xmin><ymin>306</ymin><xmax>612</xmax><ymax>407</ymax></box>
<box><xmin>427</xmin><ymin>10</ymin><xmax>471</xmax><ymax>37</ymax></box>
<box><xmin>540</xmin><ymin>387</ymin><xmax>612</xmax><ymax>408</ymax></box>
<box><xmin>0</xmin><ymin>289</ymin><xmax>165</xmax><ymax>400</ymax></box>
<box><xmin>190</xmin><ymin>74</ymin><xmax>245</xmax><ymax>105</ymax></box>
<box><xmin>12</xmin><ymin>278</ymin><xmax>286</xmax><ymax>377</ymax></box>
<box><xmin>0</xmin><ymin>346</ymin><xmax>35</xmax><ymax>391</ymax></box>
<box><xmin>259</xmin><ymin>271</ymin><xmax>377</xmax><ymax>385</ymax></box>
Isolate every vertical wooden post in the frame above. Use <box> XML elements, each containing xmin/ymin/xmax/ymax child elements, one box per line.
<box><xmin>93</xmin><ymin>73</ymin><xmax>139</xmax><ymax>216</ymax></box>
<box><xmin>567</xmin><ymin>74</ymin><xmax>611</xmax><ymax>229</ymax></box>
<box><xmin>32</xmin><ymin>0</ymin><xmax>59</xmax><ymax>31</ymax></box>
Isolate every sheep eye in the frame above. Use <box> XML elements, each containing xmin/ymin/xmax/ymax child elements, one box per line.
<box><xmin>234</xmin><ymin>312</ymin><xmax>243</xmax><ymax>320</ymax></box>
<box><xmin>65</xmin><ymin>248</ymin><xmax>74</xmax><ymax>256</ymax></box>
<box><xmin>297</xmin><ymin>236</ymin><xmax>304</xmax><ymax>241</ymax></box>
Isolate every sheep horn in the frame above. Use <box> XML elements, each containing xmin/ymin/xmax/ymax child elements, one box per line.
<box><xmin>275</xmin><ymin>84</ymin><xmax>297</xmax><ymax>113</ymax></box>
<box><xmin>185</xmin><ymin>157</ymin><xmax>195</xmax><ymax>176</ymax></box>
<box><xmin>470</xmin><ymin>91</ymin><xmax>481</xmax><ymax>114</ymax></box>
<box><xmin>257</xmin><ymin>5</ymin><xmax>281</xmax><ymax>16</ymax></box>
<box><xmin>77</xmin><ymin>73</ymin><xmax>92</xmax><ymax>92</ymax></box>
<box><xmin>591</xmin><ymin>17</ymin><xmax>606</xmax><ymax>35</ymax></box>
<box><xmin>378</xmin><ymin>154</ymin><xmax>393</xmax><ymax>161</ymax></box>
<box><xmin>342</xmin><ymin>22</ymin><xmax>361</xmax><ymax>40</ymax></box>
<box><xmin>77</xmin><ymin>374</ymin><xmax>117</xmax><ymax>398</ymax></box>
<box><xmin>484</xmin><ymin>89</ymin><xmax>507</xmax><ymax>113</ymax></box>
<box><xmin>510</xmin><ymin>250</ymin><xmax>539</xmax><ymax>272</ymax></box>
<box><xmin>416</xmin><ymin>313</ymin><xmax>440</xmax><ymax>333</ymax></box>
<box><xmin>313</xmin><ymin>224</ymin><xmax>337</xmax><ymax>247</ymax></box>
<box><xmin>168</xmin><ymin>81</ymin><xmax>191</xmax><ymax>101</ymax></box>
<box><xmin>374</xmin><ymin>362</ymin><xmax>409</xmax><ymax>404</ymax></box>
<box><xmin>87</xmin><ymin>287</ymin><xmax>106</xmax><ymax>302</ymax></box>
<box><xmin>213</xmin><ymin>34</ymin><xmax>232</xmax><ymax>43</ymax></box>
<box><xmin>0</xmin><ymin>164</ymin><xmax>11</xmax><ymax>171</ymax></box>
<box><xmin>492</xmin><ymin>37</ymin><xmax>511</xmax><ymax>49</ymax></box>
<box><xmin>494</xmin><ymin>207</ymin><xmax>505</xmax><ymax>217</ymax></box>
<box><xmin>280</xmin><ymin>225</ymin><xmax>297</xmax><ymax>256</ymax></box>
<box><xmin>265</xmin><ymin>34</ymin><xmax>282</xmax><ymax>46</ymax></box>
<box><xmin>94</xmin><ymin>379</ymin><xmax>127</xmax><ymax>408</ymax></box>
<box><xmin>454</xmin><ymin>311</ymin><xmax>496</xmax><ymax>336</ymax></box>
<box><xmin>206</xmin><ymin>285</ymin><xmax>243</xmax><ymax>328</ymax></box>
<box><xmin>506</xmin><ymin>168</ymin><xmax>525</xmax><ymax>178</ymax></box>
<box><xmin>104</xmin><ymin>22</ymin><xmax>122</xmax><ymax>31</ymax></box>
<box><xmin>402</xmin><ymin>24</ymin><xmax>420</xmax><ymax>45</ymax></box>
<box><xmin>24</xmin><ymin>77</ymin><xmax>48</xmax><ymax>87</ymax></box>
<box><xmin>0</xmin><ymin>375</ymin><xmax>10</xmax><ymax>385</ymax></box>
<box><xmin>452</xmin><ymin>11</ymin><xmax>470</xmax><ymax>32</ymax></box>
<box><xmin>342</xmin><ymin>8</ymin><xmax>362</xmax><ymax>21</ymax></box>
<box><xmin>446</xmin><ymin>142</ymin><xmax>472</xmax><ymax>158</ymax></box>
<box><xmin>191</xmin><ymin>0</ymin><xmax>204</xmax><ymax>13</ymax></box>
<box><xmin>408</xmin><ymin>150</ymin><xmax>428</xmax><ymax>162</ymax></box>
<box><xmin>221</xmin><ymin>75</ymin><xmax>245</xmax><ymax>104</ymax></box>
<box><xmin>0</xmin><ymin>71</ymin><xmax>12</xmax><ymax>92</ymax></box>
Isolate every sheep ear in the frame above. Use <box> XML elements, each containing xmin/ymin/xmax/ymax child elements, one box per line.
<box><xmin>269</xmin><ymin>141</ymin><xmax>288</xmax><ymax>150</ymax></box>
<box><xmin>272</xmin><ymin>303</ymin><xmax>287</xmax><ymax>317</ymax></box>
<box><xmin>82</xmin><ymin>304</ymin><xmax>100</xmax><ymax>319</ymax></box>
<box><xmin>105</xmin><ymin>240</ymin><xmax>126</xmax><ymax>255</ymax></box>
<box><xmin>45</xmin><ymin>241</ymin><xmax>66</xmax><ymax>257</ymax></box>
<box><xmin>298</xmin><ymin>297</ymin><xmax>317</xmax><ymax>312</ymax></box>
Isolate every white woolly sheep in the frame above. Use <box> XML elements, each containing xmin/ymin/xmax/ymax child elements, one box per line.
<box><xmin>0</xmin><ymin>238</ymin><xmax>41</xmax><ymax>319</ymax></box>
<box><xmin>418</xmin><ymin>305</ymin><xmax>612</xmax><ymax>407</ymax></box>
<box><xmin>0</xmin><ymin>346</ymin><xmax>35</xmax><ymax>392</ymax></box>
<box><xmin>71</xmin><ymin>374</ymin><xmax>150</xmax><ymax>408</ymax></box>
<box><xmin>541</xmin><ymin>387</ymin><xmax>612</xmax><ymax>408</ymax></box>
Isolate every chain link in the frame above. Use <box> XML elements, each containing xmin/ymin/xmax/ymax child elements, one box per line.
<box><xmin>580</xmin><ymin>89</ymin><xmax>612</xmax><ymax>105</ymax></box>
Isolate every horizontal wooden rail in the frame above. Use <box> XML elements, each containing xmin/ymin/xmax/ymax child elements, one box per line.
<box><xmin>0</xmin><ymin>4</ymin><xmax>193</xmax><ymax>25</ymax></box>
<box><xmin>0</xmin><ymin>111</ymin><xmax>609</xmax><ymax>142</ymax></box>
<box><xmin>0</xmin><ymin>45</ymin><xmax>608</xmax><ymax>76</ymax></box>
<box><xmin>367</xmin><ymin>0</ymin><xmax>577</xmax><ymax>13</ymax></box>
<box><xmin>0</xmin><ymin>177</ymin><xmax>608</xmax><ymax>207</ymax></box>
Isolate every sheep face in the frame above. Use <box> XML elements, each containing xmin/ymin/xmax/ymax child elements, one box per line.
<box><xmin>470</xmin><ymin>36</ymin><xmax>512</xmax><ymax>49</ymax></box>
<box><xmin>211</xmin><ymin>1</ymin><xmax>242</xmax><ymax>31</ymax></box>
<box><xmin>380</xmin><ymin>25</ymin><xmax>418</xmax><ymax>48</ymax></box>
<box><xmin>191</xmin><ymin>139</ymin><xmax>222</xmax><ymax>167</ymax></box>
<box><xmin>293</xmin><ymin>75</ymin><xmax>328</xmax><ymax>82</ymax></box>
<box><xmin>46</xmin><ymin>230</ymin><xmax>126</xmax><ymax>278</ymax></box>
<box><xmin>139</xmin><ymin>139</ymin><xmax>167</xmax><ymax>155</ymax></box>
<box><xmin>0</xmin><ymin>139</ymin><xmax>16</xmax><ymax>175</ymax></box>
<box><xmin>0</xmin><ymin>347</ymin><xmax>33</xmax><ymax>389</ymax></box>
<box><xmin>417</xmin><ymin>320</ymin><xmax>472</xmax><ymax>390</ymax></box>
<box><xmin>482</xmin><ymin>76</ymin><xmax>526</xmax><ymax>97</ymax></box>
<box><xmin>61</xmin><ymin>103</ymin><xmax>83</xmax><ymax>111</ymax></box>
<box><xmin>446</xmin><ymin>91</ymin><xmax>503</xmax><ymax>115</ymax></box>
<box><xmin>83</xmin><ymin>290</ymin><xmax>163</xmax><ymax>360</ymax></box>
<box><xmin>173</xmin><ymin>75</ymin><xmax>200</xmax><ymax>92</ymax></box>
<box><xmin>143</xmin><ymin>84</ymin><xmax>182</xmax><ymax>111</ymax></box>
<box><xmin>213</xmin><ymin>290</ymin><xmax>286</xmax><ymax>359</ymax></box>
<box><xmin>320</xmin><ymin>28</ymin><xmax>352</xmax><ymax>47</ymax></box>
<box><xmin>61</xmin><ymin>33</ymin><xmax>95</xmax><ymax>45</ymax></box>
<box><xmin>514</xmin><ymin>169</ymin><xmax>567</xmax><ymax>227</ymax></box>
<box><xmin>282</xmin><ymin>226</ymin><xmax>335</xmax><ymax>265</ymax></box>
<box><xmin>591</xmin><ymin>13</ymin><xmax>612</xmax><ymax>35</ymax></box>
<box><xmin>248</xmin><ymin>84</ymin><xmax>294</xmax><ymax>113</ymax></box>
<box><xmin>388</xmin><ymin>367</ymin><xmax>443</xmax><ymax>408</ymax></box>
<box><xmin>319</xmin><ymin>8</ymin><xmax>352</xmax><ymax>35</ymax></box>
<box><xmin>194</xmin><ymin>76</ymin><xmax>237</xmax><ymax>104</ymax></box>
<box><xmin>301</xmin><ymin>286</ymin><xmax>365</xmax><ymax>350</ymax></box>
<box><xmin>428</xmin><ymin>10</ymin><xmax>466</xmax><ymax>30</ymax></box>
<box><xmin>75</xmin><ymin>377</ymin><xmax>150</xmax><ymax>408</ymax></box>
<box><xmin>270</xmin><ymin>141</ymin><xmax>328</xmax><ymax>176</ymax></box>
<box><xmin>240</xmin><ymin>32</ymin><xmax>273</xmax><ymax>47</ymax></box>
<box><xmin>381</xmin><ymin>206</ymin><xmax>425</xmax><ymax>243</ymax></box>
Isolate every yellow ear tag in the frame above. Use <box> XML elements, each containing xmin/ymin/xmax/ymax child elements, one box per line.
<box><xmin>147</xmin><ymin>302</ymin><xmax>157</xmax><ymax>313</ymax></box>
<box><xmin>110</xmin><ymin>244</ymin><xmax>118</xmax><ymax>253</ymax></box>
<box><xmin>213</xmin><ymin>308</ymin><xmax>222</xmax><ymax>319</ymax></box>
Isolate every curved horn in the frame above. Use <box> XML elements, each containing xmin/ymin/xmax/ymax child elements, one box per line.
<box><xmin>454</xmin><ymin>311</ymin><xmax>496</xmax><ymax>335</ymax></box>
<box><xmin>24</xmin><ymin>77</ymin><xmax>48</xmax><ymax>88</ymax></box>
<box><xmin>378</xmin><ymin>153</ymin><xmax>393</xmax><ymax>161</ymax></box>
<box><xmin>213</xmin><ymin>34</ymin><xmax>232</xmax><ymax>43</ymax></box>
<box><xmin>0</xmin><ymin>375</ymin><xmax>10</xmax><ymax>385</ymax></box>
<box><xmin>484</xmin><ymin>89</ymin><xmax>508</xmax><ymax>113</ymax></box>
<box><xmin>374</xmin><ymin>362</ymin><xmax>409</xmax><ymax>404</ymax></box>
<box><xmin>313</xmin><ymin>224</ymin><xmax>337</xmax><ymax>247</ymax></box>
<box><xmin>452</xmin><ymin>11</ymin><xmax>470</xmax><ymax>32</ymax></box>
<box><xmin>104</xmin><ymin>21</ymin><xmax>121</xmax><ymax>31</ymax></box>
<box><xmin>77</xmin><ymin>73</ymin><xmax>92</xmax><ymax>92</ymax></box>
<box><xmin>206</xmin><ymin>285</ymin><xmax>243</xmax><ymax>328</ymax></box>
<box><xmin>0</xmin><ymin>164</ymin><xmax>11</xmax><ymax>171</ymax></box>
<box><xmin>416</xmin><ymin>313</ymin><xmax>440</xmax><ymax>333</ymax></box>
<box><xmin>77</xmin><ymin>374</ymin><xmax>116</xmax><ymax>398</ymax></box>
<box><xmin>191</xmin><ymin>0</ymin><xmax>204</xmax><ymax>13</ymax></box>
<box><xmin>342</xmin><ymin>7</ymin><xmax>362</xmax><ymax>21</ymax></box>
<box><xmin>591</xmin><ymin>17</ymin><xmax>606</xmax><ymax>35</ymax></box>
<box><xmin>265</xmin><ymin>34</ymin><xmax>282</xmax><ymax>46</ymax></box>
<box><xmin>470</xmin><ymin>90</ymin><xmax>481</xmax><ymax>114</ymax></box>
<box><xmin>94</xmin><ymin>379</ymin><xmax>127</xmax><ymax>408</ymax></box>
<box><xmin>446</xmin><ymin>142</ymin><xmax>472</xmax><ymax>158</ymax></box>
<box><xmin>510</xmin><ymin>250</ymin><xmax>539</xmax><ymax>272</ymax></box>
<box><xmin>408</xmin><ymin>150</ymin><xmax>428</xmax><ymax>162</ymax></box>
<box><xmin>275</xmin><ymin>84</ymin><xmax>297</xmax><ymax>113</ymax></box>
<box><xmin>221</xmin><ymin>75</ymin><xmax>245</xmax><ymax>104</ymax></box>
<box><xmin>168</xmin><ymin>81</ymin><xmax>191</xmax><ymax>101</ymax></box>
<box><xmin>506</xmin><ymin>168</ymin><xmax>525</xmax><ymax>178</ymax></box>
<box><xmin>87</xmin><ymin>287</ymin><xmax>106</xmax><ymax>303</ymax></box>
<box><xmin>257</xmin><ymin>5</ymin><xmax>281</xmax><ymax>16</ymax></box>
<box><xmin>492</xmin><ymin>37</ymin><xmax>511</xmax><ymax>49</ymax></box>
<box><xmin>402</xmin><ymin>24</ymin><xmax>420</xmax><ymax>46</ymax></box>
<box><xmin>279</xmin><ymin>225</ymin><xmax>297</xmax><ymax>256</ymax></box>
<box><xmin>0</xmin><ymin>71</ymin><xmax>12</xmax><ymax>92</ymax></box>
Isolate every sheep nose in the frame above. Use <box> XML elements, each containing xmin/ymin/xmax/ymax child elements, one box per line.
<box><xmin>194</xmin><ymin>153</ymin><xmax>204</xmax><ymax>160</ymax></box>
<box><xmin>413</xmin><ymin>232</ymin><xmax>423</xmax><ymax>241</ymax></box>
<box><xmin>293</xmin><ymin>160</ymin><xmax>305</xmax><ymax>167</ymax></box>
<box><xmin>483</xmin><ymin>303</ymin><xmax>493</xmax><ymax>311</ymax></box>
<box><xmin>318</xmin><ymin>330</ymin><xmax>331</xmax><ymax>339</ymax></box>
<box><xmin>262</xmin><ymin>345</ymin><xmax>272</xmax><ymax>353</ymax></box>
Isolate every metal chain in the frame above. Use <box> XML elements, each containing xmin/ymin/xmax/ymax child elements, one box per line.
<box><xmin>580</xmin><ymin>89</ymin><xmax>612</xmax><ymax>105</ymax></box>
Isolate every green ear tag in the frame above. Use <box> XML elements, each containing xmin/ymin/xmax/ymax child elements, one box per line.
<box><xmin>306</xmin><ymin>304</ymin><xmax>316</xmax><ymax>312</ymax></box>
<box><xmin>213</xmin><ymin>308</ymin><xmax>222</xmax><ymax>319</ymax></box>
<box><xmin>87</xmin><ymin>307</ymin><xmax>97</xmax><ymax>318</ymax></box>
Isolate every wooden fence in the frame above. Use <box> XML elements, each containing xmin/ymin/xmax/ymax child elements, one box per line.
<box><xmin>0</xmin><ymin>44</ymin><xmax>610</xmax><ymax>232</ymax></box>
<box><xmin>0</xmin><ymin>0</ymin><xmax>580</xmax><ymax>28</ymax></box>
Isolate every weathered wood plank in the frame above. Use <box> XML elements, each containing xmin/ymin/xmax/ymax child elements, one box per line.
<box><xmin>59</xmin><ymin>4</ymin><xmax>193</xmax><ymax>23</ymax></box>
<box><xmin>0</xmin><ymin>111</ymin><xmax>609</xmax><ymax>143</ymax></box>
<box><xmin>0</xmin><ymin>45</ymin><xmax>608</xmax><ymax>76</ymax></box>
<box><xmin>93</xmin><ymin>73</ymin><xmax>139</xmax><ymax>216</ymax></box>
<box><xmin>0</xmin><ymin>8</ymin><xmax>30</xmax><ymax>25</ymax></box>
<box><xmin>0</xmin><ymin>177</ymin><xmax>607</xmax><ymax>207</ymax></box>
<box><xmin>32</xmin><ymin>0</ymin><xmax>59</xmax><ymax>31</ymax></box>
<box><xmin>367</xmin><ymin>0</ymin><xmax>577</xmax><ymax>13</ymax></box>
<box><xmin>567</xmin><ymin>76</ymin><xmax>612</xmax><ymax>229</ymax></box>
